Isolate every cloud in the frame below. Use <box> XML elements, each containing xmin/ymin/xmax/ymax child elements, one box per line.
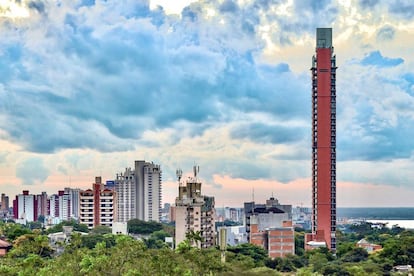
<box><xmin>360</xmin><ymin>51</ymin><xmax>403</xmax><ymax>67</ymax></box>
<box><xmin>359</xmin><ymin>0</ymin><xmax>380</xmax><ymax>9</ymax></box>
<box><xmin>230</xmin><ymin>122</ymin><xmax>306</xmax><ymax>144</ymax></box>
<box><xmin>388</xmin><ymin>0</ymin><xmax>414</xmax><ymax>20</ymax></box>
<box><xmin>1</xmin><ymin>0</ymin><xmax>414</xmax><ymax>199</ymax></box>
<box><xmin>16</xmin><ymin>157</ymin><xmax>49</xmax><ymax>185</ymax></box>
<box><xmin>376</xmin><ymin>25</ymin><xmax>395</xmax><ymax>41</ymax></box>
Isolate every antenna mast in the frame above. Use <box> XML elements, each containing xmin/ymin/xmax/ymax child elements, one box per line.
<box><xmin>176</xmin><ymin>169</ymin><xmax>183</xmax><ymax>186</ymax></box>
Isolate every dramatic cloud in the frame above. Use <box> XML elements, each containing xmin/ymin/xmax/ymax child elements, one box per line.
<box><xmin>0</xmin><ymin>0</ymin><xmax>414</xmax><ymax>206</ymax></box>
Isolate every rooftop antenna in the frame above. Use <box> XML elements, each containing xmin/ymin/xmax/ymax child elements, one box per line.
<box><xmin>176</xmin><ymin>169</ymin><xmax>183</xmax><ymax>185</ymax></box>
<box><xmin>193</xmin><ymin>165</ymin><xmax>199</xmax><ymax>179</ymax></box>
<box><xmin>252</xmin><ymin>187</ymin><xmax>255</xmax><ymax>202</ymax></box>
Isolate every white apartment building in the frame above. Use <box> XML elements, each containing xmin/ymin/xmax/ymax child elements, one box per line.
<box><xmin>65</xmin><ymin>187</ymin><xmax>80</xmax><ymax>219</ymax></box>
<box><xmin>115</xmin><ymin>168</ymin><xmax>136</xmax><ymax>223</ymax></box>
<box><xmin>115</xmin><ymin>161</ymin><xmax>162</xmax><ymax>222</ymax></box>
<box><xmin>14</xmin><ymin>191</ymin><xmax>36</xmax><ymax>222</ymax></box>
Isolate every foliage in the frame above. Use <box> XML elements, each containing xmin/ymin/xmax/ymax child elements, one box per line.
<box><xmin>8</xmin><ymin>232</ymin><xmax>54</xmax><ymax>258</ymax></box>
<box><xmin>185</xmin><ymin>229</ymin><xmax>203</xmax><ymax>247</ymax></box>
<box><xmin>1</xmin><ymin>223</ymin><xmax>31</xmax><ymax>242</ymax></box>
<box><xmin>46</xmin><ymin>220</ymin><xmax>89</xmax><ymax>234</ymax></box>
<box><xmin>341</xmin><ymin>247</ymin><xmax>368</xmax><ymax>263</ymax></box>
<box><xmin>81</xmin><ymin>233</ymin><xmax>116</xmax><ymax>249</ymax></box>
<box><xmin>144</xmin><ymin>230</ymin><xmax>172</xmax><ymax>249</ymax></box>
<box><xmin>127</xmin><ymin>219</ymin><xmax>163</xmax><ymax>235</ymax></box>
<box><xmin>0</xmin><ymin>222</ymin><xmax>413</xmax><ymax>275</ymax></box>
<box><xmin>90</xmin><ymin>225</ymin><xmax>112</xmax><ymax>235</ymax></box>
<box><xmin>295</xmin><ymin>231</ymin><xmax>306</xmax><ymax>256</ymax></box>
<box><xmin>227</xmin><ymin>243</ymin><xmax>268</xmax><ymax>267</ymax></box>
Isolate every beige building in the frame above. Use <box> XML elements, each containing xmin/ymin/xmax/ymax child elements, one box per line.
<box><xmin>79</xmin><ymin>177</ymin><xmax>117</xmax><ymax>229</ymax></box>
<box><xmin>174</xmin><ymin>167</ymin><xmax>215</xmax><ymax>248</ymax></box>
<box><xmin>245</xmin><ymin>197</ymin><xmax>294</xmax><ymax>258</ymax></box>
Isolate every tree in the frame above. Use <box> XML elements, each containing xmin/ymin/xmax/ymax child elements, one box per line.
<box><xmin>185</xmin><ymin>230</ymin><xmax>203</xmax><ymax>247</ymax></box>
<box><xmin>341</xmin><ymin>247</ymin><xmax>368</xmax><ymax>263</ymax></box>
<box><xmin>90</xmin><ymin>225</ymin><xmax>112</xmax><ymax>235</ymax></box>
<box><xmin>46</xmin><ymin>220</ymin><xmax>88</xmax><ymax>234</ymax></box>
<box><xmin>8</xmin><ymin>233</ymin><xmax>54</xmax><ymax>258</ymax></box>
<box><xmin>227</xmin><ymin>243</ymin><xmax>269</xmax><ymax>267</ymax></box>
<box><xmin>144</xmin><ymin>230</ymin><xmax>171</xmax><ymax>249</ymax></box>
<box><xmin>308</xmin><ymin>252</ymin><xmax>328</xmax><ymax>273</ymax></box>
<box><xmin>127</xmin><ymin>219</ymin><xmax>163</xmax><ymax>235</ymax></box>
<box><xmin>2</xmin><ymin>223</ymin><xmax>31</xmax><ymax>241</ymax></box>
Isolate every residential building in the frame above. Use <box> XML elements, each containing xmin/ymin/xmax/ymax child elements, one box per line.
<box><xmin>306</xmin><ymin>27</ymin><xmax>337</xmax><ymax>252</ymax></box>
<box><xmin>244</xmin><ymin>197</ymin><xmax>294</xmax><ymax>258</ymax></box>
<box><xmin>49</xmin><ymin>194</ymin><xmax>59</xmax><ymax>219</ymax></box>
<box><xmin>115</xmin><ymin>167</ymin><xmax>136</xmax><ymax>222</ymax></box>
<box><xmin>137</xmin><ymin>160</ymin><xmax>162</xmax><ymax>222</ymax></box>
<box><xmin>115</xmin><ymin>160</ymin><xmax>162</xmax><ymax>222</ymax></box>
<box><xmin>58</xmin><ymin>190</ymin><xmax>71</xmax><ymax>221</ymax></box>
<box><xmin>13</xmin><ymin>190</ymin><xmax>37</xmax><ymax>222</ymax></box>
<box><xmin>36</xmin><ymin>192</ymin><xmax>49</xmax><ymax>219</ymax></box>
<box><xmin>174</xmin><ymin>166</ymin><xmax>216</xmax><ymax>248</ymax></box>
<box><xmin>79</xmin><ymin>177</ymin><xmax>117</xmax><ymax>229</ymax></box>
<box><xmin>1</xmin><ymin>193</ymin><xmax>9</xmax><ymax>211</ymax></box>
<box><xmin>64</xmin><ymin>187</ymin><xmax>80</xmax><ymax>219</ymax></box>
<box><xmin>356</xmin><ymin>239</ymin><xmax>382</xmax><ymax>253</ymax></box>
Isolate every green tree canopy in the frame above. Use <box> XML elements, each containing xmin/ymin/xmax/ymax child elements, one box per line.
<box><xmin>127</xmin><ymin>219</ymin><xmax>163</xmax><ymax>235</ymax></box>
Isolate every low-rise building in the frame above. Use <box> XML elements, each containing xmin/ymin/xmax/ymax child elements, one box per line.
<box><xmin>356</xmin><ymin>238</ymin><xmax>382</xmax><ymax>253</ymax></box>
<box><xmin>245</xmin><ymin>197</ymin><xmax>294</xmax><ymax>258</ymax></box>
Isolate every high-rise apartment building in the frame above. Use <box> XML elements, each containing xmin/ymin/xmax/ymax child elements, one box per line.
<box><xmin>49</xmin><ymin>194</ymin><xmax>59</xmax><ymax>218</ymax></box>
<box><xmin>175</xmin><ymin>166</ymin><xmax>216</xmax><ymax>248</ymax></box>
<box><xmin>306</xmin><ymin>28</ymin><xmax>337</xmax><ymax>251</ymax></box>
<box><xmin>64</xmin><ymin>187</ymin><xmax>80</xmax><ymax>219</ymax></box>
<box><xmin>136</xmin><ymin>161</ymin><xmax>162</xmax><ymax>222</ymax></box>
<box><xmin>13</xmin><ymin>190</ymin><xmax>37</xmax><ymax>222</ymax></box>
<box><xmin>1</xmin><ymin>193</ymin><xmax>9</xmax><ymax>211</ymax></box>
<box><xmin>58</xmin><ymin>190</ymin><xmax>71</xmax><ymax>221</ymax></box>
<box><xmin>115</xmin><ymin>167</ymin><xmax>136</xmax><ymax>222</ymax></box>
<box><xmin>79</xmin><ymin>177</ymin><xmax>117</xmax><ymax>229</ymax></box>
<box><xmin>115</xmin><ymin>161</ymin><xmax>162</xmax><ymax>222</ymax></box>
<box><xmin>36</xmin><ymin>192</ymin><xmax>49</xmax><ymax>218</ymax></box>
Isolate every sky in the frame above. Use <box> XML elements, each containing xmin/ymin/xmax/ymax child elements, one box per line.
<box><xmin>0</xmin><ymin>0</ymin><xmax>414</xmax><ymax>207</ymax></box>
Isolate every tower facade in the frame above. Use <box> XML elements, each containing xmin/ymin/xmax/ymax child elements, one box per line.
<box><xmin>174</xmin><ymin>166</ymin><xmax>216</xmax><ymax>248</ymax></box>
<box><xmin>115</xmin><ymin>167</ymin><xmax>136</xmax><ymax>222</ymax></box>
<box><xmin>134</xmin><ymin>160</ymin><xmax>162</xmax><ymax>222</ymax></box>
<box><xmin>115</xmin><ymin>161</ymin><xmax>162</xmax><ymax>222</ymax></box>
<box><xmin>308</xmin><ymin>28</ymin><xmax>337</xmax><ymax>251</ymax></box>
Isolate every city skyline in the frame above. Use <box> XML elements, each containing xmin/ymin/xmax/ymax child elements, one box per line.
<box><xmin>1</xmin><ymin>1</ymin><xmax>414</xmax><ymax>207</ymax></box>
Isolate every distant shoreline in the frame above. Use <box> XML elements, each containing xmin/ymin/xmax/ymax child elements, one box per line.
<box><xmin>337</xmin><ymin>207</ymin><xmax>414</xmax><ymax>220</ymax></box>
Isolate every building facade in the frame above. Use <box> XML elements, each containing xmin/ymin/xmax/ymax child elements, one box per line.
<box><xmin>65</xmin><ymin>187</ymin><xmax>80</xmax><ymax>219</ymax></box>
<box><xmin>306</xmin><ymin>27</ymin><xmax>337</xmax><ymax>251</ymax></box>
<box><xmin>79</xmin><ymin>177</ymin><xmax>117</xmax><ymax>229</ymax></box>
<box><xmin>244</xmin><ymin>197</ymin><xmax>294</xmax><ymax>258</ymax></box>
<box><xmin>115</xmin><ymin>161</ymin><xmax>162</xmax><ymax>222</ymax></box>
<box><xmin>1</xmin><ymin>193</ymin><xmax>9</xmax><ymax>211</ymax></box>
<box><xmin>13</xmin><ymin>190</ymin><xmax>37</xmax><ymax>222</ymax></box>
<box><xmin>115</xmin><ymin>167</ymin><xmax>136</xmax><ymax>222</ymax></box>
<box><xmin>174</xmin><ymin>166</ymin><xmax>215</xmax><ymax>248</ymax></box>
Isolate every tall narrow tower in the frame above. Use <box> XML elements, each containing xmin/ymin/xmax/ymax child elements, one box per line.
<box><xmin>309</xmin><ymin>28</ymin><xmax>337</xmax><ymax>251</ymax></box>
